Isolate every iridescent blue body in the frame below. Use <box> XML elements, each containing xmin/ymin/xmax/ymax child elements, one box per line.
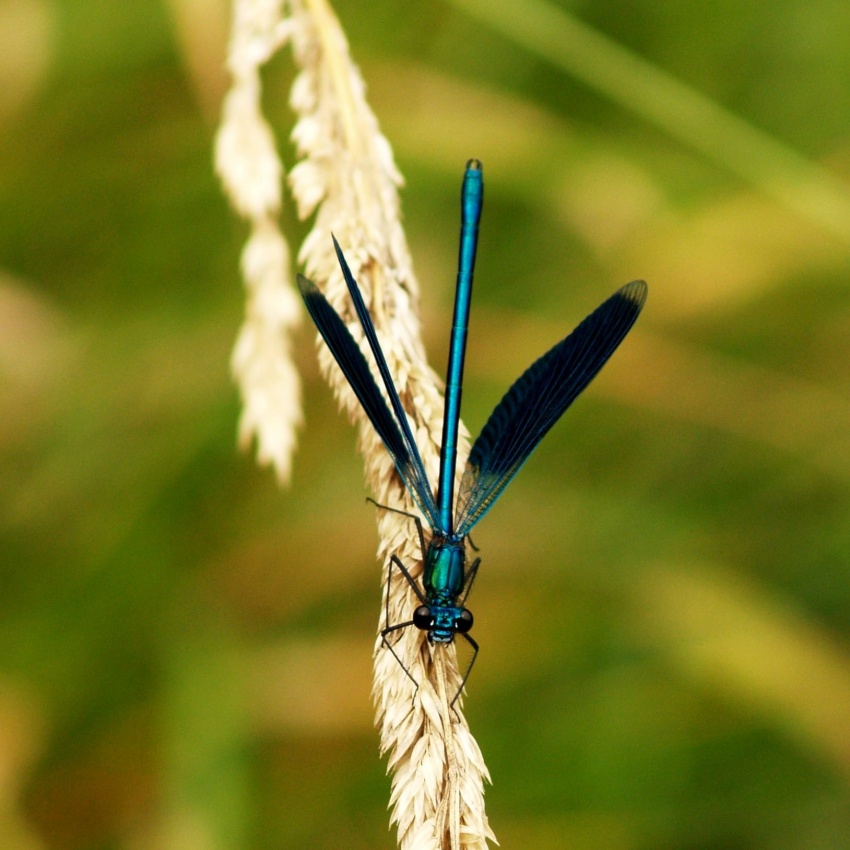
<box><xmin>438</xmin><ymin>164</ymin><xmax>483</xmax><ymax>535</ymax></box>
<box><xmin>422</xmin><ymin>162</ymin><xmax>483</xmax><ymax>647</ymax></box>
<box><xmin>297</xmin><ymin>159</ymin><xmax>647</xmax><ymax>700</ymax></box>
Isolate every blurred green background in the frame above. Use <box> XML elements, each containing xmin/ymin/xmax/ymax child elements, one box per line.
<box><xmin>3</xmin><ymin>0</ymin><xmax>850</xmax><ymax>848</ymax></box>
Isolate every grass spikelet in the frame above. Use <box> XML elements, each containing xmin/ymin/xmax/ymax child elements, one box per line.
<box><xmin>217</xmin><ymin>0</ymin><xmax>496</xmax><ymax>847</ymax></box>
<box><xmin>215</xmin><ymin>0</ymin><xmax>302</xmax><ymax>483</ymax></box>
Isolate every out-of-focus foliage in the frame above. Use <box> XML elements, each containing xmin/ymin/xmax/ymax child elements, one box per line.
<box><xmin>2</xmin><ymin>0</ymin><xmax>850</xmax><ymax>848</ymax></box>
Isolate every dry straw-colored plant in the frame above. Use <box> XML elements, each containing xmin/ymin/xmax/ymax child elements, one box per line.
<box><xmin>215</xmin><ymin>0</ymin><xmax>495</xmax><ymax>847</ymax></box>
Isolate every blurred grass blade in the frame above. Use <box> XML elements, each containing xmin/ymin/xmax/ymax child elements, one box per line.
<box><xmin>452</xmin><ymin>0</ymin><xmax>850</xmax><ymax>245</ymax></box>
<box><xmin>162</xmin><ymin>626</ymin><xmax>251</xmax><ymax>850</ymax></box>
<box><xmin>636</xmin><ymin>564</ymin><xmax>850</xmax><ymax>775</ymax></box>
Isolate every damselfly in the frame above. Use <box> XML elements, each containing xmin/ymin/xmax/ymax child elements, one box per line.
<box><xmin>298</xmin><ymin>160</ymin><xmax>647</xmax><ymax>700</ymax></box>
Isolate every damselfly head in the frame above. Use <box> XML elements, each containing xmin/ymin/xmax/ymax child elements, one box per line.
<box><xmin>413</xmin><ymin>604</ymin><xmax>474</xmax><ymax>640</ymax></box>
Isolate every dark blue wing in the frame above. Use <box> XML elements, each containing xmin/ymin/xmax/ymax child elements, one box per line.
<box><xmin>298</xmin><ymin>270</ymin><xmax>440</xmax><ymax>529</ymax></box>
<box><xmin>329</xmin><ymin>238</ymin><xmax>443</xmax><ymax>527</ymax></box>
<box><xmin>454</xmin><ymin>279</ymin><xmax>647</xmax><ymax>535</ymax></box>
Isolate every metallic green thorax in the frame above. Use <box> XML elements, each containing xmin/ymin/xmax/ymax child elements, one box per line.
<box><xmin>424</xmin><ymin>539</ymin><xmax>466</xmax><ymax>603</ymax></box>
<box><xmin>422</xmin><ymin>538</ymin><xmax>470</xmax><ymax>643</ymax></box>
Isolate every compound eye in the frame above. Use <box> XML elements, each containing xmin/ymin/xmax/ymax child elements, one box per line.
<box><xmin>413</xmin><ymin>605</ymin><xmax>433</xmax><ymax>630</ymax></box>
<box><xmin>454</xmin><ymin>609</ymin><xmax>474</xmax><ymax>634</ymax></box>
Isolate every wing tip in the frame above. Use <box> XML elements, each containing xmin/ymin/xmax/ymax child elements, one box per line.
<box><xmin>622</xmin><ymin>278</ymin><xmax>648</xmax><ymax>301</ymax></box>
<box><xmin>618</xmin><ymin>279</ymin><xmax>648</xmax><ymax>312</ymax></box>
<box><xmin>296</xmin><ymin>273</ymin><xmax>316</xmax><ymax>297</ymax></box>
